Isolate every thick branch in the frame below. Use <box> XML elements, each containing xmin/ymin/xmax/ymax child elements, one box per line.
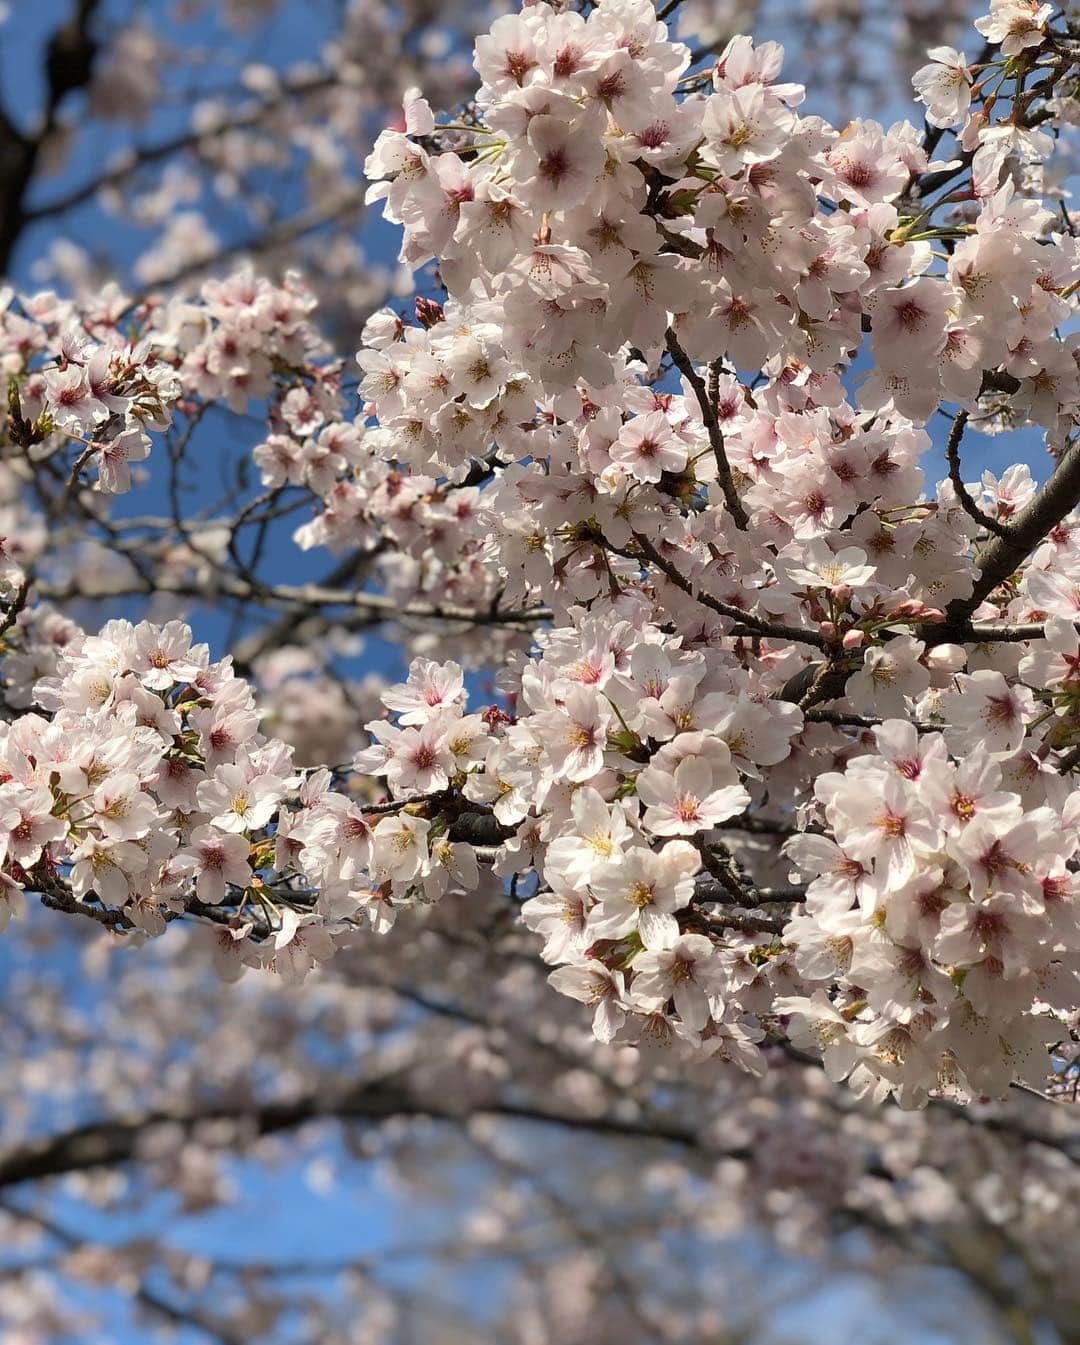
<box><xmin>0</xmin><ymin>1082</ymin><xmax>722</xmax><ymax>1191</ymax></box>
<box><xmin>945</xmin><ymin>435</ymin><xmax>1080</xmax><ymax>629</ymax></box>
<box><xmin>0</xmin><ymin>0</ymin><xmax>102</xmax><ymax>273</ymax></box>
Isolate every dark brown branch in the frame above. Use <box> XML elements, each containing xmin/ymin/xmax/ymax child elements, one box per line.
<box><xmin>1056</xmin><ymin>744</ymin><xmax>1080</xmax><ymax>774</ymax></box>
<box><xmin>944</xmin><ymin>410</ymin><xmax>1011</xmax><ymax>539</ymax></box>
<box><xmin>778</xmin><ymin>660</ymin><xmax>850</xmax><ymax>706</ymax></box>
<box><xmin>613</xmin><ymin>531</ymin><xmax>827</xmax><ymax>649</ymax></box>
<box><xmin>695</xmin><ymin>839</ymin><xmax>756</xmax><ymax>905</ymax></box>
<box><xmin>693</xmin><ymin>873</ymin><xmax>805</xmax><ymax>911</ymax></box>
<box><xmin>36</xmin><ymin>876</ymin><xmax>133</xmax><ymax>931</ymax></box>
<box><xmin>686</xmin><ymin>905</ymin><xmax>787</xmax><ymax>938</ymax></box>
<box><xmin>951</xmin><ymin>621</ymin><xmax>1059</xmax><ymax>643</ymax></box>
<box><xmin>665</xmin><ymin>329</ymin><xmax>749</xmax><ymax>529</ymax></box>
<box><xmin>0</xmin><ymin>1</ymin><xmax>102</xmax><ymax>272</ymax></box>
<box><xmin>0</xmin><ymin>1082</ymin><xmax>725</xmax><ymax>1192</ymax></box>
<box><xmin>655</xmin><ymin>0</ymin><xmax>687</xmax><ymax>21</ymax></box>
<box><xmin>720</xmin><ymin>810</ymin><xmax>822</xmax><ymax>838</ymax></box>
<box><xmin>945</xmin><ymin>434</ymin><xmax>1080</xmax><ymax>630</ymax></box>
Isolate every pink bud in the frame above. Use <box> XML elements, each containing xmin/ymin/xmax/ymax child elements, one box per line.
<box><xmin>820</xmin><ymin>621</ymin><xmax>836</xmax><ymax>638</ymax></box>
<box><xmin>889</xmin><ymin>598</ymin><xmax>945</xmax><ymax>623</ymax></box>
<box><xmin>831</xmin><ymin>583</ymin><xmax>852</xmax><ymax>603</ymax></box>
<box><xmin>842</xmin><ymin>629</ymin><xmax>865</xmax><ymax>650</ymax></box>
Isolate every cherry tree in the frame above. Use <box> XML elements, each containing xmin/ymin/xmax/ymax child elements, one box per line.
<box><xmin>1</xmin><ymin>0</ymin><xmax>1080</xmax><ymax>1339</ymax></box>
<box><xmin>0</xmin><ymin>0</ymin><xmax>957</xmax><ymax>326</ymax></box>
<box><xmin>1</xmin><ymin>905</ymin><xmax>1079</xmax><ymax>1343</ymax></box>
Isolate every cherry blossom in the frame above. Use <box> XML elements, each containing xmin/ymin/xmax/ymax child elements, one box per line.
<box><xmin>1</xmin><ymin>0</ymin><xmax>1079</xmax><ymax>1120</ymax></box>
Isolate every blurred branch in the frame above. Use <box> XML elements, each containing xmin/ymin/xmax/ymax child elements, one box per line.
<box><xmin>23</xmin><ymin>69</ymin><xmax>339</xmax><ymax>225</ymax></box>
<box><xmin>0</xmin><ymin>1198</ymin><xmax>248</xmax><ymax>1345</ymax></box>
<box><xmin>0</xmin><ymin>0</ymin><xmax>102</xmax><ymax>273</ymax></box>
<box><xmin>34</xmin><ymin>574</ymin><xmax>550</xmax><ymax>629</ymax></box>
<box><xmin>0</xmin><ymin>1079</ymin><xmax>726</xmax><ymax>1192</ymax></box>
<box><xmin>128</xmin><ymin>184</ymin><xmax>368</xmax><ymax>300</ymax></box>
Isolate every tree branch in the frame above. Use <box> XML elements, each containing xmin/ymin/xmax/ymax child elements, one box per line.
<box><xmin>23</xmin><ymin>70</ymin><xmax>338</xmax><ymax>224</ymax></box>
<box><xmin>0</xmin><ymin>1198</ymin><xmax>248</xmax><ymax>1345</ymax></box>
<box><xmin>945</xmin><ymin>434</ymin><xmax>1080</xmax><ymax>630</ymax></box>
<box><xmin>608</xmin><ymin>531</ymin><xmax>827</xmax><ymax>648</ymax></box>
<box><xmin>944</xmin><ymin>410</ymin><xmax>1011</xmax><ymax>539</ymax></box>
<box><xmin>665</xmin><ymin>329</ymin><xmax>749</xmax><ymax>529</ymax></box>
<box><xmin>0</xmin><ymin>0</ymin><xmax>102</xmax><ymax>273</ymax></box>
<box><xmin>34</xmin><ymin>575</ymin><xmax>549</xmax><ymax>629</ymax></box>
<box><xmin>0</xmin><ymin>1081</ymin><xmax>728</xmax><ymax>1192</ymax></box>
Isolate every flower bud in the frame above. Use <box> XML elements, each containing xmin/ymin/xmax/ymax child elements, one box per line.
<box><xmin>889</xmin><ymin>598</ymin><xmax>945</xmax><ymax>623</ymax></box>
<box><xmin>414</xmin><ymin>297</ymin><xmax>445</xmax><ymax>329</ymax></box>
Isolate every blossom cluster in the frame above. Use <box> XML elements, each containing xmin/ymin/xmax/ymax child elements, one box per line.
<box><xmin>503</xmin><ymin>608</ymin><xmax>806</xmax><ymax>1072</ymax></box>
<box><xmin>0</xmin><ymin>621</ymin><xmax>495</xmax><ymax>978</ymax></box>
<box><xmin>0</xmin><ymin>270</ymin><xmax>333</xmax><ymax>501</ymax></box>
<box><xmin>484</xmin><ymin>601</ymin><xmax>1080</xmax><ymax>1102</ymax></box>
<box><xmin>332</xmin><ymin>0</ymin><xmax>1080</xmax><ymax>1101</ymax></box>
<box><xmin>2</xmin><ymin>284</ymin><xmax>178</xmax><ymax>495</ymax></box>
<box><xmin>269</xmin><ymin>0</ymin><xmax>1078</xmax><ymax>642</ymax></box>
<box><xmin>2</xmin><ymin>0</ymin><xmax>1079</xmax><ymax>1108</ymax></box>
<box><xmin>780</xmin><ymin>706</ymin><xmax>1080</xmax><ymax>1106</ymax></box>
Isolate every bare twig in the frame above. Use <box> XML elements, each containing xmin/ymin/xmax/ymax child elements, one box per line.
<box><xmin>34</xmin><ymin>574</ymin><xmax>549</xmax><ymax>629</ymax></box>
<box><xmin>944</xmin><ymin>410</ymin><xmax>1011</xmax><ymax>539</ymax></box>
<box><xmin>665</xmin><ymin>328</ymin><xmax>749</xmax><ymax>529</ymax></box>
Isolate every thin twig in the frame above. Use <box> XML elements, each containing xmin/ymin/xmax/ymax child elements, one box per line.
<box><xmin>945</xmin><ymin>434</ymin><xmax>1080</xmax><ymax>630</ymax></box>
<box><xmin>665</xmin><ymin>329</ymin><xmax>749</xmax><ymax>529</ymax></box>
<box><xmin>655</xmin><ymin>0</ymin><xmax>688</xmax><ymax>23</ymax></box>
<box><xmin>34</xmin><ymin>574</ymin><xmax>550</xmax><ymax>629</ymax></box>
<box><xmin>944</xmin><ymin>410</ymin><xmax>1011</xmax><ymax>539</ymax></box>
<box><xmin>609</xmin><ymin>531</ymin><xmax>826</xmax><ymax>649</ymax></box>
